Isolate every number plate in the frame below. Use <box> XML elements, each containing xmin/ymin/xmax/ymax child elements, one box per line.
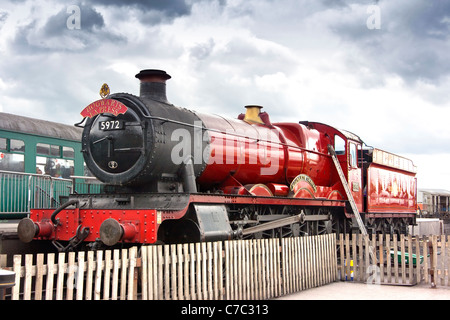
<box><xmin>99</xmin><ymin>120</ymin><xmax>124</xmax><ymax>131</ymax></box>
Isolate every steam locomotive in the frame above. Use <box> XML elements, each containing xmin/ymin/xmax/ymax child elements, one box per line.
<box><xmin>18</xmin><ymin>69</ymin><xmax>417</xmax><ymax>250</ymax></box>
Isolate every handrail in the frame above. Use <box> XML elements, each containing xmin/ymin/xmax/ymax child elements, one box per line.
<box><xmin>69</xmin><ymin>175</ymin><xmax>98</xmax><ymax>180</ymax></box>
<box><xmin>0</xmin><ymin>170</ymin><xmax>71</xmax><ymax>181</ymax></box>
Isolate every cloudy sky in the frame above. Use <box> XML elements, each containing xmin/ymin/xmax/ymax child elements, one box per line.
<box><xmin>1</xmin><ymin>0</ymin><xmax>450</xmax><ymax>190</ymax></box>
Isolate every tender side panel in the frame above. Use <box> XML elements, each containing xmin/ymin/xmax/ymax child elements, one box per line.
<box><xmin>367</xmin><ymin>163</ymin><xmax>417</xmax><ymax>213</ymax></box>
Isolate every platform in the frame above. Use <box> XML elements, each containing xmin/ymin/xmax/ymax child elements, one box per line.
<box><xmin>277</xmin><ymin>281</ymin><xmax>450</xmax><ymax>300</ymax></box>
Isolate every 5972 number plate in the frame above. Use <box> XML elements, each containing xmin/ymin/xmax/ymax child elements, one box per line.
<box><xmin>99</xmin><ymin>120</ymin><xmax>124</xmax><ymax>131</ymax></box>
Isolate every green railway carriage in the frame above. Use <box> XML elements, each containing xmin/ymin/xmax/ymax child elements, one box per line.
<box><xmin>0</xmin><ymin>112</ymin><xmax>85</xmax><ymax>219</ymax></box>
<box><xmin>0</xmin><ymin>112</ymin><xmax>83</xmax><ymax>175</ymax></box>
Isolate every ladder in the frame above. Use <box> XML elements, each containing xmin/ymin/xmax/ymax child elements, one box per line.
<box><xmin>327</xmin><ymin>144</ymin><xmax>376</xmax><ymax>264</ymax></box>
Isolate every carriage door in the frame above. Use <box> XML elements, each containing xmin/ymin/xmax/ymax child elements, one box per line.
<box><xmin>348</xmin><ymin>141</ymin><xmax>363</xmax><ymax>212</ymax></box>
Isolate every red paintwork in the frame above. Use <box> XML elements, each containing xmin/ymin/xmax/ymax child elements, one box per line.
<box><xmin>28</xmin><ymin>194</ymin><xmax>346</xmax><ymax>243</ymax></box>
<box><xmin>188</xmin><ymin>194</ymin><xmax>346</xmax><ymax>207</ymax></box>
<box><xmin>35</xmin><ymin>220</ymin><xmax>53</xmax><ymax>238</ymax></box>
<box><xmin>80</xmin><ymin>99</ymin><xmax>128</xmax><ymax>118</ymax></box>
<box><xmin>196</xmin><ymin>113</ymin><xmax>286</xmax><ymax>186</ymax></box>
<box><xmin>267</xmin><ymin>183</ymin><xmax>289</xmax><ymax>197</ymax></box>
<box><xmin>30</xmin><ymin>209</ymin><xmax>159</xmax><ymax>244</ymax></box>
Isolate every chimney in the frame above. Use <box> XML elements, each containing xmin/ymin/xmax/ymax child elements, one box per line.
<box><xmin>135</xmin><ymin>69</ymin><xmax>171</xmax><ymax>103</ymax></box>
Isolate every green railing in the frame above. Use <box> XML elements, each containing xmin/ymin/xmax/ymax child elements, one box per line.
<box><xmin>0</xmin><ymin>170</ymin><xmax>102</xmax><ymax>219</ymax></box>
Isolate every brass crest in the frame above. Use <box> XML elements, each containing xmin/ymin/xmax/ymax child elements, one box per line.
<box><xmin>99</xmin><ymin>83</ymin><xmax>110</xmax><ymax>99</ymax></box>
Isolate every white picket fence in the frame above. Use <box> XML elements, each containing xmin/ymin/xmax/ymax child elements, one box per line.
<box><xmin>0</xmin><ymin>234</ymin><xmax>337</xmax><ymax>300</ymax></box>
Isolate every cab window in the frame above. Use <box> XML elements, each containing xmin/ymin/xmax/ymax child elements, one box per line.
<box><xmin>334</xmin><ymin>135</ymin><xmax>345</xmax><ymax>155</ymax></box>
<box><xmin>349</xmin><ymin>143</ymin><xmax>357</xmax><ymax>168</ymax></box>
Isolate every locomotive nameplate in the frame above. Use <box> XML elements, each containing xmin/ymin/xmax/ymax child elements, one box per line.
<box><xmin>290</xmin><ymin>174</ymin><xmax>317</xmax><ymax>193</ymax></box>
<box><xmin>80</xmin><ymin>98</ymin><xmax>128</xmax><ymax>118</ymax></box>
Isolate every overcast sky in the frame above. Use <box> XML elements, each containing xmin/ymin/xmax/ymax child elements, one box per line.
<box><xmin>1</xmin><ymin>0</ymin><xmax>450</xmax><ymax>190</ymax></box>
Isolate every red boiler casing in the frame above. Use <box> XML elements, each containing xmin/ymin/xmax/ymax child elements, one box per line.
<box><xmin>196</xmin><ymin>111</ymin><xmax>335</xmax><ymax>193</ymax></box>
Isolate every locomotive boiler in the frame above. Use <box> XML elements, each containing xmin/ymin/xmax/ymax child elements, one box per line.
<box><xmin>18</xmin><ymin>69</ymin><xmax>417</xmax><ymax>250</ymax></box>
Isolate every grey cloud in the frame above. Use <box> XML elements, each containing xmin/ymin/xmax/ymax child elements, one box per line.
<box><xmin>329</xmin><ymin>1</ymin><xmax>450</xmax><ymax>85</ymax></box>
<box><xmin>90</xmin><ymin>0</ymin><xmax>190</xmax><ymax>13</ymax></box>
<box><xmin>0</xmin><ymin>11</ymin><xmax>8</xmax><ymax>22</ymax></box>
<box><xmin>320</xmin><ymin>0</ymin><xmax>349</xmax><ymax>9</ymax></box>
<box><xmin>190</xmin><ymin>38</ymin><xmax>215</xmax><ymax>60</ymax></box>
<box><xmin>404</xmin><ymin>1</ymin><xmax>450</xmax><ymax>40</ymax></box>
<box><xmin>89</xmin><ymin>0</ymin><xmax>192</xmax><ymax>24</ymax></box>
<box><xmin>0</xmin><ymin>11</ymin><xmax>8</xmax><ymax>31</ymax></box>
<box><xmin>215</xmin><ymin>38</ymin><xmax>297</xmax><ymax>76</ymax></box>
<box><xmin>10</xmin><ymin>4</ymin><xmax>125</xmax><ymax>53</ymax></box>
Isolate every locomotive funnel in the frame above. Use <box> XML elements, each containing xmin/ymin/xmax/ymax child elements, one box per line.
<box><xmin>135</xmin><ymin>69</ymin><xmax>171</xmax><ymax>103</ymax></box>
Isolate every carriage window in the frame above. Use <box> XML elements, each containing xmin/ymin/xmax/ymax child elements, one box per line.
<box><xmin>0</xmin><ymin>153</ymin><xmax>25</xmax><ymax>172</ymax></box>
<box><xmin>63</xmin><ymin>146</ymin><xmax>75</xmax><ymax>158</ymax></box>
<box><xmin>37</xmin><ymin>143</ymin><xmax>61</xmax><ymax>157</ymax></box>
<box><xmin>334</xmin><ymin>135</ymin><xmax>345</xmax><ymax>155</ymax></box>
<box><xmin>0</xmin><ymin>138</ymin><xmax>24</xmax><ymax>152</ymax></box>
<box><xmin>36</xmin><ymin>156</ymin><xmax>74</xmax><ymax>178</ymax></box>
<box><xmin>0</xmin><ymin>138</ymin><xmax>6</xmax><ymax>150</ymax></box>
<box><xmin>37</xmin><ymin>143</ymin><xmax>50</xmax><ymax>155</ymax></box>
<box><xmin>36</xmin><ymin>144</ymin><xmax>73</xmax><ymax>178</ymax></box>
<box><xmin>10</xmin><ymin>139</ymin><xmax>25</xmax><ymax>152</ymax></box>
<box><xmin>50</xmin><ymin>145</ymin><xmax>60</xmax><ymax>157</ymax></box>
<box><xmin>0</xmin><ymin>138</ymin><xmax>25</xmax><ymax>172</ymax></box>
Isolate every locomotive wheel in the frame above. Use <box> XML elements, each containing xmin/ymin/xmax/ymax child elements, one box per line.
<box><xmin>248</xmin><ymin>207</ymin><xmax>334</xmax><ymax>239</ymax></box>
<box><xmin>298</xmin><ymin>208</ymin><xmax>333</xmax><ymax>236</ymax></box>
<box><xmin>256</xmin><ymin>225</ymin><xmax>299</xmax><ymax>239</ymax></box>
<box><xmin>246</xmin><ymin>205</ymin><xmax>298</xmax><ymax>239</ymax></box>
<box><xmin>332</xmin><ymin>214</ymin><xmax>352</xmax><ymax>235</ymax></box>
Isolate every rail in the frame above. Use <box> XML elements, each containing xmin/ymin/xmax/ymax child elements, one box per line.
<box><xmin>69</xmin><ymin>175</ymin><xmax>103</xmax><ymax>195</ymax></box>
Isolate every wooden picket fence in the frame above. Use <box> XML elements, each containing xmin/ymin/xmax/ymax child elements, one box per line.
<box><xmin>337</xmin><ymin>234</ymin><xmax>450</xmax><ymax>287</ymax></box>
<box><xmin>1</xmin><ymin>247</ymin><xmax>140</xmax><ymax>300</ymax></box>
<box><xmin>0</xmin><ymin>234</ymin><xmax>337</xmax><ymax>300</ymax></box>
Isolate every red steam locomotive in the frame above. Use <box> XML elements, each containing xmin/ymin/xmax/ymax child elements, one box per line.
<box><xmin>18</xmin><ymin>69</ymin><xmax>417</xmax><ymax>250</ymax></box>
